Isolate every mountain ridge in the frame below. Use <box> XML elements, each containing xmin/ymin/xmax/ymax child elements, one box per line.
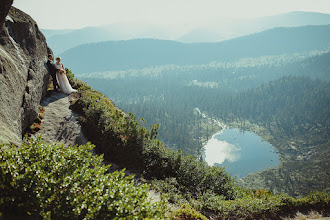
<box><xmin>43</xmin><ymin>11</ymin><xmax>330</xmax><ymax>54</ymax></box>
<box><xmin>60</xmin><ymin>24</ymin><xmax>330</xmax><ymax>74</ymax></box>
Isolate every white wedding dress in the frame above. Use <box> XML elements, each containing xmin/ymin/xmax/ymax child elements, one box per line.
<box><xmin>55</xmin><ymin>62</ymin><xmax>77</xmax><ymax>94</ymax></box>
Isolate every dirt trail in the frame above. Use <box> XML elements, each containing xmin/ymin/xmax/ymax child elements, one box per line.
<box><xmin>34</xmin><ymin>92</ymin><xmax>130</xmax><ymax>173</ymax></box>
<box><xmin>34</xmin><ymin>92</ymin><xmax>87</xmax><ymax>146</ymax></box>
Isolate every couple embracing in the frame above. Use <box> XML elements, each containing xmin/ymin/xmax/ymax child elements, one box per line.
<box><xmin>46</xmin><ymin>54</ymin><xmax>77</xmax><ymax>94</ymax></box>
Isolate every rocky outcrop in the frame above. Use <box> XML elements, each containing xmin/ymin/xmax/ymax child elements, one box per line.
<box><xmin>0</xmin><ymin>0</ymin><xmax>13</xmax><ymax>28</ymax></box>
<box><xmin>0</xmin><ymin>7</ymin><xmax>50</xmax><ymax>145</ymax></box>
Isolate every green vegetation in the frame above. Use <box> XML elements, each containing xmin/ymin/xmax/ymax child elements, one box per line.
<box><xmin>79</xmin><ymin>52</ymin><xmax>330</xmax><ymax>197</ymax></box>
<box><xmin>196</xmin><ymin>189</ymin><xmax>329</xmax><ymax>219</ymax></box>
<box><xmin>150</xmin><ymin>178</ymin><xmax>329</xmax><ymax>219</ymax></box>
<box><xmin>212</xmin><ymin>77</ymin><xmax>330</xmax><ymax>196</ymax></box>
<box><xmin>67</xmin><ymin>69</ymin><xmax>236</xmax><ymax>201</ymax></box>
<box><xmin>171</xmin><ymin>204</ymin><xmax>208</xmax><ymax>220</ymax></box>
<box><xmin>65</xmin><ymin>70</ymin><xmax>329</xmax><ymax>219</ymax></box>
<box><xmin>0</xmin><ymin>137</ymin><xmax>166</xmax><ymax>219</ymax></box>
<box><xmin>1</xmin><ymin>69</ymin><xmax>328</xmax><ymax>219</ymax></box>
<box><xmin>80</xmin><ymin>52</ymin><xmax>330</xmax><ymax>155</ymax></box>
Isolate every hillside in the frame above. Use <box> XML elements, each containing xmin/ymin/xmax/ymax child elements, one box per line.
<box><xmin>78</xmin><ymin>51</ymin><xmax>330</xmax><ymax>195</ymax></box>
<box><xmin>60</xmin><ymin>24</ymin><xmax>330</xmax><ymax>74</ymax></box>
<box><xmin>0</xmin><ymin>4</ymin><xmax>168</xmax><ymax>219</ymax></box>
<box><xmin>179</xmin><ymin>11</ymin><xmax>330</xmax><ymax>43</ymax></box>
<box><xmin>44</xmin><ymin>11</ymin><xmax>330</xmax><ymax>54</ymax></box>
<box><xmin>1</xmin><ymin>3</ymin><xmax>329</xmax><ymax>219</ymax></box>
<box><xmin>59</xmin><ymin>73</ymin><xmax>330</xmax><ymax>219</ymax></box>
<box><xmin>3</xmin><ymin>70</ymin><xmax>327</xmax><ymax>219</ymax></box>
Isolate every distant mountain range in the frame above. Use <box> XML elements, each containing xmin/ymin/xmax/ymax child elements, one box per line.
<box><xmin>43</xmin><ymin>11</ymin><xmax>330</xmax><ymax>54</ymax></box>
<box><xmin>59</xmin><ymin>25</ymin><xmax>330</xmax><ymax>74</ymax></box>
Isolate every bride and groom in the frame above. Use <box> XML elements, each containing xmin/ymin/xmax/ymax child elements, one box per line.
<box><xmin>46</xmin><ymin>54</ymin><xmax>77</xmax><ymax>94</ymax></box>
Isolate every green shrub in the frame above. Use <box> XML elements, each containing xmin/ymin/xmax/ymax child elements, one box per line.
<box><xmin>171</xmin><ymin>204</ymin><xmax>208</xmax><ymax>220</ymax></box>
<box><xmin>197</xmin><ymin>190</ymin><xmax>330</xmax><ymax>219</ymax></box>
<box><xmin>0</xmin><ymin>137</ymin><xmax>166</xmax><ymax>219</ymax></box>
<box><xmin>150</xmin><ymin>178</ymin><xmax>186</xmax><ymax>204</ymax></box>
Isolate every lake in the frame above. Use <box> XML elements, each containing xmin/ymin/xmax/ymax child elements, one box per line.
<box><xmin>204</xmin><ymin>128</ymin><xmax>279</xmax><ymax>178</ymax></box>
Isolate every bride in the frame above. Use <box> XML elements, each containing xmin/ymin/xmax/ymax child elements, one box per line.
<box><xmin>54</xmin><ymin>57</ymin><xmax>77</xmax><ymax>94</ymax></box>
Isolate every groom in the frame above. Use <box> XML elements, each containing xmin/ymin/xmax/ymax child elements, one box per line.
<box><xmin>46</xmin><ymin>54</ymin><xmax>59</xmax><ymax>91</ymax></box>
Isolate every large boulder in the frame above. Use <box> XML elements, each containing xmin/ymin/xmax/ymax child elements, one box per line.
<box><xmin>0</xmin><ymin>7</ymin><xmax>50</xmax><ymax>145</ymax></box>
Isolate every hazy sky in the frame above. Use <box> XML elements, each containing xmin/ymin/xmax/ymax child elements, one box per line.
<box><xmin>12</xmin><ymin>0</ymin><xmax>330</xmax><ymax>29</ymax></box>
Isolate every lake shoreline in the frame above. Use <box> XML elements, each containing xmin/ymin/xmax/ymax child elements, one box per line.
<box><xmin>204</xmin><ymin>127</ymin><xmax>280</xmax><ymax>178</ymax></box>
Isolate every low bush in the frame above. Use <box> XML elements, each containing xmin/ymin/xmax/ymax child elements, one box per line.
<box><xmin>171</xmin><ymin>204</ymin><xmax>208</xmax><ymax>220</ymax></box>
<box><xmin>0</xmin><ymin>137</ymin><xmax>166</xmax><ymax>219</ymax></box>
<box><xmin>197</xmin><ymin>189</ymin><xmax>329</xmax><ymax>219</ymax></box>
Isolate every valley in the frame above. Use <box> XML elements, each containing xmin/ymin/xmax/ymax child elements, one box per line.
<box><xmin>77</xmin><ymin>50</ymin><xmax>330</xmax><ymax>197</ymax></box>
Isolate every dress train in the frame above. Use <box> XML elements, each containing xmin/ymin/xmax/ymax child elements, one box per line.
<box><xmin>56</xmin><ymin>71</ymin><xmax>77</xmax><ymax>94</ymax></box>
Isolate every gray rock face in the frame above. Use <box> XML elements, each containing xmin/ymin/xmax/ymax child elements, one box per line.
<box><xmin>0</xmin><ymin>7</ymin><xmax>50</xmax><ymax>145</ymax></box>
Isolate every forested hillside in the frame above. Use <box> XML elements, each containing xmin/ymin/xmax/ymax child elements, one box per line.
<box><xmin>206</xmin><ymin>76</ymin><xmax>330</xmax><ymax>196</ymax></box>
<box><xmin>79</xmin><ymin>51</ymin><xmax>330</xmax><ymax>196</ymax></box>
<box><xmin>2</xmin><ymin>67</ymin><xmax>328</xmax><ymax>219</ymax></box>
<box><xmin>211</xmin><ymin>77</ymin><xmax>329</xmax><ymax>137</ymax></box>
<box><xmin>61</xmin><ymin>25</ymin><xmax>330</xmax><ymax>74</ymax></box>
<box><xmin>80</xmin><ymin>52</ymin><xmax>329</xmax><ymax>151</ymax></box>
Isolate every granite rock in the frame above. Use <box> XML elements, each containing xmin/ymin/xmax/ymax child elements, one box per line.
<box><xmin>0</xmin><ymin>7</ymin><xmax>50</xmax><ymax>145</ymax></box>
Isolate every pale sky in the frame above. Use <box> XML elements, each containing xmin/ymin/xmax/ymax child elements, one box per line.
<box><xmin>12</xmin><ymin>0</ymin><xmax>330</xmax><ymax>29</ymax></box>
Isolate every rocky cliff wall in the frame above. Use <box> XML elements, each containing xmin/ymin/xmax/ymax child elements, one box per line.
<box><xmin>0</xmin><ymin>6</ymin><xmax>50</xmax><ymax>145</ymax></box>
<box><xmin>0</xmin><ymin>0</ymin><xmax>13</xmax><ymax>28</ymax></box>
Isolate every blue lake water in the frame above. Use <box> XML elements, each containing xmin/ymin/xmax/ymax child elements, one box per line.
<box><xmin>204</xmin><ymin>128</ymin><xmax>279</xmax><ymax>178</ymax></box>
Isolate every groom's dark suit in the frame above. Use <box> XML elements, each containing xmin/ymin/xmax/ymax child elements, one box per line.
<box><xmin>46</xmin><ymin>59</ymin><xmax>59</xmax><ymax>90</ymax></box>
